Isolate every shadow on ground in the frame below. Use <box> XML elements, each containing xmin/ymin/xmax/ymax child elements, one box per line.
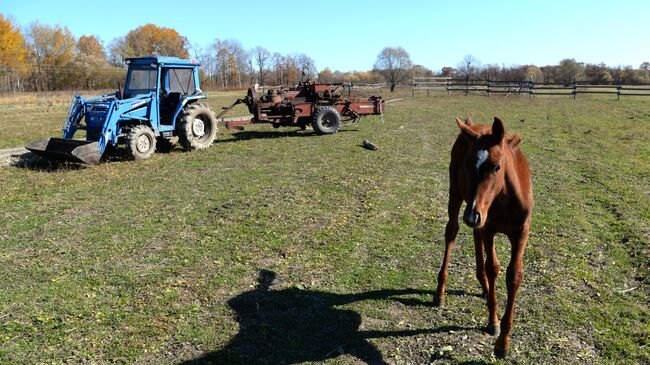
<box><xmin>12</xmin><ymin>152</ymin><xmax>88</xmax><ymax>172</ymax></box>
<box><xmin>179</xmin><ymin>270</ymin><xmax>477</xmax><ymax>365</ymax></box>
<box><xmin>220</xmin><ymin>128</ymin><xmax>358</xmax><ymax>143</ymax></box>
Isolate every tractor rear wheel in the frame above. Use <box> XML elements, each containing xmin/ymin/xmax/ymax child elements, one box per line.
<box><xmin>178</xmin><ymin>103</ymin><xmax>218</xmax><ymax>150</ymax></box>
<box><xmin>126</xmin><ymin>125</ymin><xmax>157</xmax><ymax>160</ymax></box>
<box><xmin>312</xmin><ymin>106</ymin><xmax>341</xmax><ymax>134</ymax></box>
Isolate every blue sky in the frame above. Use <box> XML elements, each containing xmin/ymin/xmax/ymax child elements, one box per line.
<box><xmin>2</xmin><ymin>0</ymin><xmax>649</xmax><ymax>72</ymax></box>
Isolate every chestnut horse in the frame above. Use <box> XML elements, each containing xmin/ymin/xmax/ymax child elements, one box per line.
<box><xmin>434</xmin><ymin>116</ymin><xmax>533</xmax><ymax>359</ymax></box>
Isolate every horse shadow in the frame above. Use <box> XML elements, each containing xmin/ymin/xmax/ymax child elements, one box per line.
<box><xmin>179</xmin><ymin>270</ymin><xmax>475</xmax><ymax>365</ymax></box>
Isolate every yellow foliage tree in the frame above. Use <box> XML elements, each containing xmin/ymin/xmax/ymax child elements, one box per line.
<box><xmin>27</xmin><ymin>22</ymin><xmax>76</xmax><ymax>90</ymax></box>
<box><xmin>0</xmin><ymin>14</ymin><xmax>27</xmax><ymax>73</ymax></box>
<box><xmin>77</xmin><ymin>35</ymin><xmax>106</xmax><ymax>60</ymax></box>
<box><xmin>124</xmin><ymin>24</ymin><xmax>189</xmax><ymax>58</ymax></box>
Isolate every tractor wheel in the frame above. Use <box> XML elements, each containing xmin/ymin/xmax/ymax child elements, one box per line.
<box><xmin>312</xmin><ymin>106</ymin><xmax>341</xmax><ymax>134</ymax></box>
<box><xmin>178</xmin><ymin>103</ymin><xmax>218</xmax><ymax>151</ymax></box>
<box><xmin>126</xmin><ymin>125</ymin><xmax>157</xmax><ymax>160</ymax></box>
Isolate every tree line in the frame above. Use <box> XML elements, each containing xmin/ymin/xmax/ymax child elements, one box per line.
<box><xmin>1</xmin><ymin>14</ymin><xmax>648</xmax><ymax>93</ymax></box>
<box><xmin>449</xmin><ymin>54</ymin><xmax>650</xmax><ymax>85</ymax></box>
<box><xmin>0</xmin><ymin>15</ymin><xmax>326</xmax><ymax>92</ymax></box>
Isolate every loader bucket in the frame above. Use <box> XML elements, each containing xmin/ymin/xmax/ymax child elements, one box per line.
<box><xmin>25</xmin><ymin>138</ymin><xmax>101</xmax><ymax>165</ymax></box>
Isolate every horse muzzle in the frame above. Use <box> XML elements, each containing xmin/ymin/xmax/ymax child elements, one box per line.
<box><xmin>463</xmin><ymin>205</ymin><xmax>482</xmax><ymax>228</ymax></box>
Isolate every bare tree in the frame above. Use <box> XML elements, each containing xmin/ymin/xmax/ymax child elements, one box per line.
<box><xmin>295</xmin><ymin>53</ymin><xmax>316</xmax><ymax>80</ymax></box>
<box><xmin>253</xmin><ymin>46</ymin><xmax>271</xmax><ymax>85</ymax></box>
<box><xmin>456</xmin><ymin>54</ymin><xmax>481</xmax><ymax>79</ymax></box>
<box><xmin>271</xmin><ymin>52</ymin><xmax>284</xmax><ymax>85</ymax></box>
<box><xmin>211</xmin><ymin>39</ymin><xmax>249</xmax><ymax>88</ymax></box>
<box><xmin>373</xmin><ymin>46</ymin><xmax>413</xmax><ymax>92</ymax></box>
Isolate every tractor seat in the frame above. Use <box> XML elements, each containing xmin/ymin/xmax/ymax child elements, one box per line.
<box><xmin>160</xmin><ymin>92</ymin><xmax>182</xmax><ymax>125</ymax></box>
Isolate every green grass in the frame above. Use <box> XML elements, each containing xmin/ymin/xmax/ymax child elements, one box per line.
<box><xmin>0</xmin><ymin>92</ymin><xmax>648</xmax><ymax>364</ymax></box>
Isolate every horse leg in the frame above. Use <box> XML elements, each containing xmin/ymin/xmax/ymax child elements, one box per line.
<box><xmin>483</xmin><ymin>231</ymin><xmax>501</xmax><ymax>336</ymax></box>
<box><xmin>473</xmin><ymin>229</ymin><xmax>489</xmax><ymax>298</ymax></box>
<box><xmin>433</xmin><ymin>190</ymin><xmax>461</xmax><ymax>307</ymax></box>
<box><xmin>494</xmin><ymin>226</ymin><xmax>529</xmax><ymax>359</ymax></box>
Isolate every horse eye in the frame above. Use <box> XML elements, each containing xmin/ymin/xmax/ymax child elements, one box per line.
<box><xmin>494</xmin><ymin>165</ymin><xmax>501</xmax><ymax>173</ymax></box>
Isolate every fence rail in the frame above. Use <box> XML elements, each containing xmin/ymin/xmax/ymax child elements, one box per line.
<box><xmin>411</xmin><ymin>77</ymin><xmax>650</xmax><ymax>99</ymax></box>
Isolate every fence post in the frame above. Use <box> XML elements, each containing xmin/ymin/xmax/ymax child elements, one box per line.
<box><xmin>573</xmin><ymin>78</ymin><xmax>577</xmax><ymax>100</ymax></box>
<box><xmin>487</xmin><ymin>79</ymin><xmax>491</xmax><ymax>97</ymax></box>
<box><xmin>465</xmin><ymin>77</ymin><xmax>469</xmax><ymax>96</ymax></box>
<box><xmin>447</xmin><ymin>79</ymin><xmax>450</xmax><ymax>95</ymax></box>
<box><xmin>617</xmin><ymin>78</ymin><xmax>621</xmax><ymax>100</ymax></box>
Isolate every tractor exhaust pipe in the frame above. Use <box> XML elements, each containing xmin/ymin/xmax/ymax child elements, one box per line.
<box><xmin>25</xmin><ymin>138</ymin><xmax>101</xmax><ymax>165</ymax></box>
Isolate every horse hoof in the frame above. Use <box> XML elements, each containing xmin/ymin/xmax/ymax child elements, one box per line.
<box><xmin>494</xmin><ymin>345</ymin><xmax>508</xmax><ymax>359</ymax></box>
<box><xmin>486</xmin><ymin>324</ymin><xmax>500</xmax><ymax>336</ymax></box>
<box><xmin>433</xmin><ymin>297</ymin><xmax>445</xmax><ymax>307</ymax></box>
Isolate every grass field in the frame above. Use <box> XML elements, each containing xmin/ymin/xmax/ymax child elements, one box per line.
<box><xmin>0</xmin><ymin>91</ymin><xmax>648</xmax><ymax>364</ymax></box>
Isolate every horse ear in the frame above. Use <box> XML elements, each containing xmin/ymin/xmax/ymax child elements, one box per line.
<box><xmin>466</xmin><ymin>115</ymin><xmax>474</xmax><ymax>126</ymax></box>
<box><xmin>492</xmin><ymin>117</ymin><xmax>505</xmax><ymax>142</ymax></box>
<box><xmin>456</xmin><ymin>117</ymin><xmax>479</xmax><ymax>140</ymax></box>
<box><xmin>507</xmin><ymin>134</ymin><xmax>522</xmax><ymax>147</ymax></box>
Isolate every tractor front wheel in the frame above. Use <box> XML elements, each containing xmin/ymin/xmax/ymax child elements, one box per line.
<box><xmin>178</xmin><ymin>103</ymin><xmax>218</xmax><ymax>150</ymax></box>
<box><xmin>126</xmin><ymin>125</ymin><xmax>157</xmax><ymax>160</ymax></box>
<box><xmin>312</xmin><ymin>106</ymin><xmax>341</xmax><ymax>134</ymax></box>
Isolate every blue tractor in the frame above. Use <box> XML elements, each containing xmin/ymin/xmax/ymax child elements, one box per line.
<box><xmin>26</xmin><ymin>56</ymin><xmax>218</xmax><ymax>164</ymax></box>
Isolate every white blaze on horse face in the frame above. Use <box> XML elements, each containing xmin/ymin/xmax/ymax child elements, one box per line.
<box><xmin>476</xmin><ymin>149</ymin><xmax>489</xmax><ymax>172</ymax></box>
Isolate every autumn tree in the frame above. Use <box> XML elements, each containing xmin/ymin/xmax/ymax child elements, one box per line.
<box><xmin>110</xmin><ymin>24</ymin><xmax>188</xmax><ymax>65</ymax></box>
<box><xmin>27</xmin><ymin>22</ymin><xmax>76</xmax><ymax>90</ymax></box>
<box><xmin>0</xmin><ymin>14</ymin><xmax>27</xmax><ymax>73</ymax></box>
<box><xmin>209</xmin><ymin>39</ymin><xmax>250</xmax><ymax>88</ymax></box>
<box><xmin>0</xmin><ymin>14</ymin><xmax>28</xmax><ymax>92</ymax></box>
<box><xmin>440</xmin><ymin>67</ymin><xmax>455</xmax><ymax>77</ymax></box>
<box><xmin>410</xmin><ymin>64</ymin><xmax>433</xmax><ymax>78</ymax></box>
<box><xmin>556</xmin><ymin>58</ymin><xmax>583</xmax><ymax>84</ymax></box>
<box><xmin>373</xmin><ymin>46</ymin><xmax>413</xmax><ymax>92</ymax></box>
<box><xmin>584</xmin><ymin>63</ymin><xmax>613</xmax><ymax>84</ymax></box>
<box><xmin>318</xmin><ymin>67</ymin><xmax>334</xmax><ymax>83</ymax></box>
<box><xmin>524</xmin><ymin>66</ymin><xmax>544</xmax><ymax>83</ymax></box>
<box><xmin>74</xmin><ymin>35</ymin><xmax>123</xmax><ymax>89</ymax></box>
<box><xmin>77</xmin><ymin>35</ymin><xmax>105</xmax><ymax>59</ymax></box>
<box><xmin>618</xmin><ymin>66</ymin><xmax>646</xmax><ymax>84</ymax></box>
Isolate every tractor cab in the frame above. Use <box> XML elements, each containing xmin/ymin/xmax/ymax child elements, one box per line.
<box><xmin>124</xmin><ymin>56</ymin><xmax>201</xmax><ymax>125</ymax></box>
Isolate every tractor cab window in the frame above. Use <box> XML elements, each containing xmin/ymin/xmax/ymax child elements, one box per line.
<box><xmin>125</xmin><ymin>66</ymin><xmax>158</xmax><ymax>98</ymax></box>
<box><xmin>164</xmin><ymin>68</ymin><xmax>196</xmax><ymax>95</ymax></box>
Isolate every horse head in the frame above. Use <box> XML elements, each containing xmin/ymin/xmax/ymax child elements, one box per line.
<box><xmin>455</xmin><ymin>116</ymin><xmax>518</xmax><ymax>228</ymax></box>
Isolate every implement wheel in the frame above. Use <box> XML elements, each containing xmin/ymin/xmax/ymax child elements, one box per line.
<box><xmin>312</xmin><ymin>106</ymin><xmax>341</xmax><ymax>134</ymax></box>
<box><xmin>126</xmin><ymin>125</ymin><xmax>156</xmax><ymax>160</ymax></box>
<box><xmin>178</xmin><ymin>103</ymin><xmax>218</xmax><ymax>150</ymax></box>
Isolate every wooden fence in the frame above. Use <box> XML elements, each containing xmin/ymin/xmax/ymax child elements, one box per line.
<box><xmin>412</xmin><ymin>77</ymin><xmax>650</xmax><ymax>99</ymax></box>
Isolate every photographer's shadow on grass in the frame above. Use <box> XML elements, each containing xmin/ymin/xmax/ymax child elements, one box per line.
<box><xmin>180</xmin><ymin>269</ymin><xmax>470</xmax><ymax>365</ymax></box>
